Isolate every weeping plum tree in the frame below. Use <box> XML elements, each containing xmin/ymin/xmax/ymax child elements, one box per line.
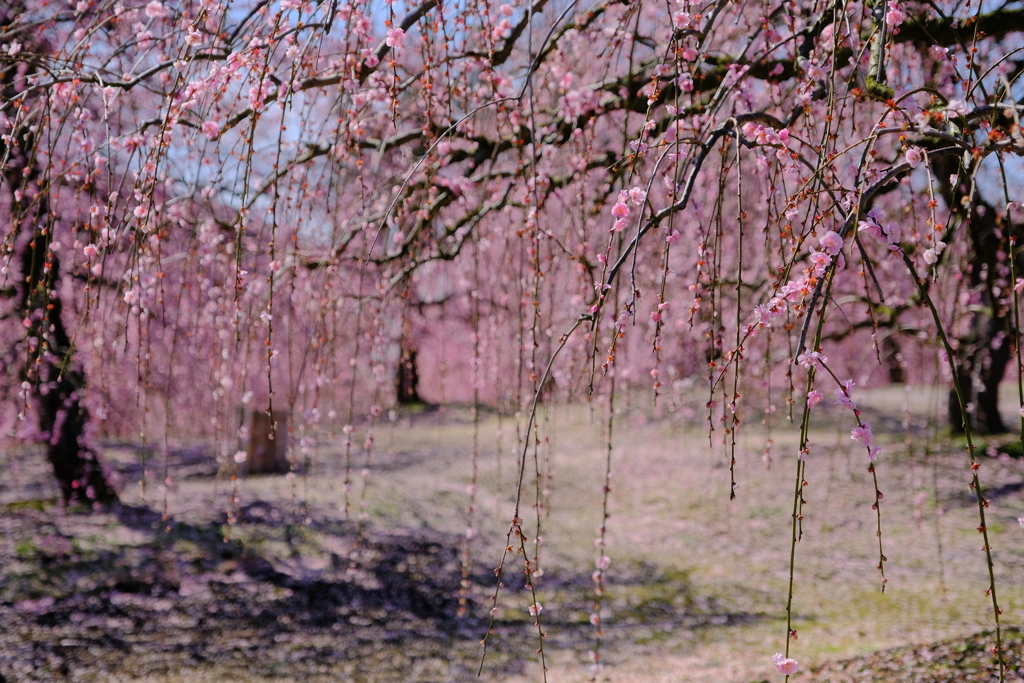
<box><xmin>2</xmin><ymin>0</ymin><xmax>1024</xmax><ymax>675</ymax></box>
<box><xmin>1</xmin><ymin>0</ymin><xmax>118</xmax><ymax>505</ymax></box>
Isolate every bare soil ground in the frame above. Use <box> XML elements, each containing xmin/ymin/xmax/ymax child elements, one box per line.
<box><xmin>3</xmin><ymin>387</ymin><xmax>1024</xmax><ymax>682</ymax></box>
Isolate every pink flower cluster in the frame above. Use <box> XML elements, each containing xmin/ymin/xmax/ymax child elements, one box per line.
<box><xmin>557</xmin><ymin>88</ymin><xmax>600</xmax><ymax>121</ymax></box>
<box><xmin>740</xmin><ymin>121</ymin><xmax>795</xmax><ymax>172</ymax></box>
<box><xmin>858</xmin><ymin>215</ymin><xmax>903</xmax><ymax>258</ymax></box>
<box><xmin>753</xmin><ymin>229</ymin><xmax>845</xmax><ymax>328</ymax></box>
<box><xmin>741</xmin><ymin>121</ymin><xmax>790</xmax><ymax>147</ymax></box>
<box><xmin>886</xmin><ymin>1</ymin><xmax>905</xmax><ymax>27</ymax></box>
<box><xmin>610</xmin><ymin>187</ymin><xmax>647</xmax><ymax>231</ymax></box>
<box><xmin>492</xmin><ymin>4</ymin><xmax>514</xmax><ymax>40</ymax></box>
<box><xmin>834</xmin><ymin>378</ymin><xmax>855</xmax><ymax>408</ymax></box>
<box><xmin>833</xmin><ymin>380</ymin><xmax>881</xmax><ymax>461</ymax></box>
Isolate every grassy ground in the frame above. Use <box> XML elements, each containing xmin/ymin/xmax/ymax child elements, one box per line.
<box><xmin>2</xmin><ymin>385</ymin><xmax>1024</xmax><ymax>681</ymax></box>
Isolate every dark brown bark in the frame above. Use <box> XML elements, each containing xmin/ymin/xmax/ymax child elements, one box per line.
<box><xmin>933</xmin><ymin>159</ymin><xmax>1016</xmax><ymax>435</ymax></box>
<box><xmin>2</xmin><ymin>5</ymin><xmax>117</xmax><ymax>505</ymax></box>
<box><xmin>245</xmin><ymin>410</ymin><xmax>291</xmax><ymax>475</ymax></box>
<box><xmin>8</xmin><ymin>192</ymin><xmax>118</xmax><ymax>506</ymax></box>
<box><xmin>881</xmin><ymin>334</ymin><xmax>906</xmax><ymax>385</ymax></box>
<box><xmin>395</xmin><ymin>347</ymin><xmax>423</xmax><ymax>405</ymax></box>
<box><xmin>947</xmin><ymin>314</ymin><xmax>1011</xmax><ymax>434</ymax></box>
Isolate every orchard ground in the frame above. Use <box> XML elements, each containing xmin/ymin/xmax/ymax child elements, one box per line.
<box><xmin>3</xmin><ymin>385</ymin><xmax>1024</xmax><ymax>682</ymax></box>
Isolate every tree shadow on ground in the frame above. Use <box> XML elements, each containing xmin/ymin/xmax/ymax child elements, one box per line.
<box><xmin>0</xmin><ymin>497</ymin><xmax>773</xmax><ymax>682</ymax></box>
<box><xmin>0</xmin><ymin>501</ymin><xmax>472</xmax><ymax>681</ymax></box>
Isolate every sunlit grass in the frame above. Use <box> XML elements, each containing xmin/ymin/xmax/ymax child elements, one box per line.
<box><xmin>6</xmin><ymin>384</ymin><xmax>1024</xmax><ymax>681</ymax></box>
<box><xmin>147</xmin><ymin>384</ymin><xmax>1023</xmax><ymax>681</ymax></box>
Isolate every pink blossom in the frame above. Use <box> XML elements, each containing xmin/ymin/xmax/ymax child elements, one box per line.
<box><xmin>528</xmin><ymin>602</ymin><xmax>543</xmax><ymax>616</ymax></box>
<box><xmin>858</xmin><ymin>219</ymin><xmax>883</xmax><ymax>241</ymax></box>
<box><xmin>883</xmin><ymin>222</ymin><xmax>901</xmax><ymax>244</ymax></box>
<box><xmin>145</xmin><ymin>1</ymin><xmax>169</xmax><ymax>19</ymax></box>
<box><xmin>83</xmin><ymin>244</ymin><xmax>98</xmax><ymax>257</ymax></box>
<box><xmin>886</xmin><ymin>2</ymin><xmax>904</xmax><ymax>27</ymax></box>
<box><xmin>201</xmin><ymin>120</ymin><xmax>220</xmax><ymax>140</ymax></box>
<box><xmin>386</xmin><ymin>27</ymin><xmax>406</xmax><ymax>49</ymax></box>
<box><xmin>233</xmin><ymin>450</ymin><xmax>247</xmax><ymax>463</ymax></box>
<box><xmin>628</xmin><ymin>187</ymin><xmax>647</xmax><ymax>206</ymax></box>
<box><xmin>835</xmin><ymin>388</ymin><xmax>855</xmax><ymax>409</ymax></box>
<box><xmin>851</xmin><ymin>423</ymin><xmax>874</xmax><ymax>448</ymax></box>
<box><xmin>771</xmin><ymin>653</ymin><xmax>800</xmax><ymax>675</ymax></box>
<box><xmin>492</xmin><ymin>19</ymin><xmax>512</xmax><ymax>40</ymax></box>
<box><xmin>682</xmin><ymin>47</ymin><xmax>697</xmax><ymax>61</ymax></box>
<box><xmin>808</xmin><ymin>250</ymin><xmax>832</xmax><ymax>274</ymax></box>
<box><xmin>807</xmin><ymin>390</ymin><xmax>823</xmax><ymax>408</ymax></box>
<box><xmin>796</xmin><ymin>351</ymin><xmax>827</xmax><ymax>369</ymax></box>
<box><xmin>611</xmin><ymin>202</ymin><xmax>630</xmax><ymax>218</ymax></box>
<box><xmin>672</xmin><ymin>10</ymin><xmax>691</xmax><ymax>30</ymax></box>
<box><xmin>781</xmin><ymin>277</ymin><xmax>813</xmax><ymax>302</ymax></box>
<box><xmin>819</xmin><ymin>230</ymin><xmax>843</xmax><ymax>256</ymax></box>
<box><xmin>946</xmin><ymin>99</ymin><xmax>970</xmax><ymax>117</ymax></box>
<box><xmin>905</xmin><ymin>147</ymin><xmax>923</xmax><ymax>168</ymax></box>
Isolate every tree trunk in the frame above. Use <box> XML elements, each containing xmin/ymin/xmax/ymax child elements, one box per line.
<box><xmin>244</xmin><ymin>410</ymin><xmax>291</xmax><ymax>475</ymax></box>
<box><xmin>2</xmin><ymin>14</ymin><xmax>118</xmax><ymax>505</ymax></box>
<box><xmin>395</xmin><ymin>346</ymin><xmax>423</xmax><ymax>405</ymax></box>
<box><xmin>935</xmin><ymin>158</ymin><xmax>1015</xmax><ymax>435</ymax></box>
<box><xmin>881</xmin><ymin>334</ymin><xmax>906</xmax><ymax>384</ymax></box>
<box><xmin>12</xmin><ymin>229</ymin><xmax>118</xmax><ymax>506</ymax></box>
<box><xmin>948</xmin><ymin>314</ymin><xmax>1010</xmax><ymax>434</ymax></box>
